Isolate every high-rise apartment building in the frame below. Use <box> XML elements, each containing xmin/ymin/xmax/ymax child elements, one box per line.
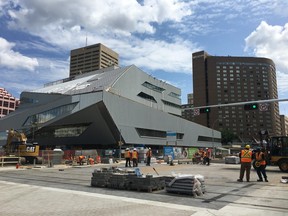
<box><xmin>181</xmin><ymin>93</ymin><xmax>194</xmax><ymax>122</ymax></box>
<box><xmin>192</xmin><ymin>51</ymin><xmax>281</xmax><ymax>142</ymax></box>
<box><xmin>0</xmin><ymin>88</ymin><xmax>20</xmax><ymax>118</ymax></box>
<box><xmin>69</xmin><ymin>43</ymin><xmax>119</xmax><ymax>77</ymax></box>
<box><xmin>280</xmin><ymin>115</ymin><xmax>288</xmax><ymax>136</ymax></box>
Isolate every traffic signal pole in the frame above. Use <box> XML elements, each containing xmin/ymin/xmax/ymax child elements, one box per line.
<box><xmin>187</xmin><ymin>98</ymin><xmax>288</xmax><ymax>110</ymax></box>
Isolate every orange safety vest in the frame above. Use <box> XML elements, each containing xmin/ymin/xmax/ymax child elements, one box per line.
<box><xmin>256</xmin><ymin>152</ymin><xmax>266</xmax><ymax>165</ymax></box>
<box><xmin>240</xmin><ymin>149</ymin><xmax>252</xmax><ymax>163</ymax></box>
<box><xmin>146</xmin><ymin>150</ymin><xmax>152</xmax><ymax>157</ymax></box>
<box><xmin>124</xmin><ymin>151</ymin><xmax>131</xmax><ymax>158</ymax></box>
<box><xmin>132</xmin><ymin>151</ymin><xmax>138</xmax><ymax>159</ymax></box>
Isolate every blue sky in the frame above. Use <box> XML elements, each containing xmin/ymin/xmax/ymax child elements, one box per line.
<box><xmin>0</xmin><ymin>0</ymin><xmax>288</xmax><ymax>115</ymax></box>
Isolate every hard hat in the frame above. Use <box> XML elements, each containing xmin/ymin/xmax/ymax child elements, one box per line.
<box><xmin>126</xmin><ymin>148</ymin><xmax>129</xmax><ymax>150</ymax></box>
<box><xmin>133</xmin><ymin>148</ymin><xmax>136</xmax><ymax>151</ymax></box>
<box><xmin>206</xmin><ymin>148</ymin><xmax>208</xmax><ymax>149</ymax></box>
<box><xmin>245</xmin><ymin>145</ymin><xmax>250</xmax><ymax>149</ymax></box>
<box><xmin>148</xmin><ymin>147</ymin><xmax>151</xmax><ymax>149</ymax></box>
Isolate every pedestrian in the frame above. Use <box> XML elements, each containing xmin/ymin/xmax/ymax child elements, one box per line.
<box><xmin>132</xmin><ymin>148</ymin><xmax>138</xmax><ymax>167</ymax></box>
<box><xmin>237</xmin><ymin>144</ymin><xmax>252</xmax><ymax>182</ymax></box>
<box><xmin>204</xmin><ymin>148</ymin><xmax>211</xmax><ymax>166</ymax></box>
<box><xmin>146</xmin><ymin>147</ymin><xmax>152</xmax><ymax>166</ymax></box>
<box><xmin>198</xmin><ymin>148</ymin><xmax>205</xmax><ymax>165</ymax></box>
<box><xmin>79</xmin><ymin>155</ymin><xmax>86</xmax><ymax>165</ymax></box>
<box><xmin>124</xmin><ymin>148</ymin><xmax>131</xmax><ymax>167</ymax></box>
<box><xmin>255</xmin><ymin>148</ymin><xmax>268</xmax><ymax>182</ymax></box>
<box><xmin>194</xmin><ymin>150</ymin><xmax>201</xmax><ymax>164</ymax></box>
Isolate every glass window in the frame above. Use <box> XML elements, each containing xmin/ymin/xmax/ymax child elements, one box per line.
<box><xmin>23</xmin><ymin>103</ymin><xmax>78</xmax><ymax>126</ymax></box>
<box><xmin>3</xmin><ymin>101</ymin><xmax>8</xmax><ymax>107</ymax></box>
<box><xmin>168</xmin><ymin>92</ymin><xmax>181</xmax><ymax>99</ymax></box>
<box><xmin>142</xmin><ymin>81</ymin><xmax>165</xmax><ymax>93</ymax></box>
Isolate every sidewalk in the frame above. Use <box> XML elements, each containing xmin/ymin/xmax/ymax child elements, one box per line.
<box><xmin>0</xmin><ymin>161</ymin><xmax>287</xmax><ymax>216</ymax></box>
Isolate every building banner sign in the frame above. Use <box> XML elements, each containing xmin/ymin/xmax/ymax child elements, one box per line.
<box><xmin>163</xmin><ymin>146</ymin><xmax>174</xmax><ymax>160</ymax></box>
<box><xmin>188</xmin><ymin>147</ymin><xmax>199</xmax><ymax>159</ymax></box>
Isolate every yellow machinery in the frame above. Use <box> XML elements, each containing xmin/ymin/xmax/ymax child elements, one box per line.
<box><xmin>268</xmin><ymin>136</ymin><xmax>288</xmax><ymax>173</ymax></box>
<box><xmin>4</xmin><ymin>129</ymin><xmax>40</xmax><ymax>164</ymax></box>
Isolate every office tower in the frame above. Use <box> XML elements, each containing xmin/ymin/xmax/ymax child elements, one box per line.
<box><xmin>181</xmin><ymin>93</ymin><xmax>194</xmax><ymax>122</ymax></box>
<box><xmin>0</xmin><ymin>87</ymin><xmax>20</xmax><ymax>118</ymax></box>
<box><xmin>192</xmin><ymin>51</ymin><xmax>281</xmax><ymax>142</ymax></box>
<box><xmin>280</xmin><ymin>115</ymin><xmax>288</xmax><ymax>136</ymax></box>
<box><xmin>69</xmin><ymin>43</ymin><xmax>119</xmax><ymax>77</ymax></box>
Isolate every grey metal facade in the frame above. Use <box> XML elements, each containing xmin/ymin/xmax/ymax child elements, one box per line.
<box><xmin>0</xmin><ymin>65</ymin><xmax>221</xmax><ymax>149</ymax></box>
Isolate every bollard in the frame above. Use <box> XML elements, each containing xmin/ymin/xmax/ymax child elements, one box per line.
<box><xmin>16</xmin><ymin>163</ymin><xmax>19</xmax><ymax>169</ymax></box>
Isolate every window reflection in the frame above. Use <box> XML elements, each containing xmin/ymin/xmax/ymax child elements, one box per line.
<box><xmin>23</xmin><ymin>103</ymin><xmax>78</xmax><ymax>126</ymax></box>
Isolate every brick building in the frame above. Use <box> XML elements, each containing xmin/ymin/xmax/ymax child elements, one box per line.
<box><xmin>0</xmin><ymin>88</ymin><xmax>20</xmax><ymax>118</ymax></box>
<box><xmin>192</xmin><ymin>51</ymin><xmax>281</xmax><ymax>142</ymax></box>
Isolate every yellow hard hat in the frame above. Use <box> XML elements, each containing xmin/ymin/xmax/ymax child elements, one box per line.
<box><xmin>245</xmin><ymin>145</ymin><xmax>250</xmax><ymax>149</ymax></box>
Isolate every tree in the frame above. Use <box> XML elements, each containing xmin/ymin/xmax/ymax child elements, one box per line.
<box><xmin>221</xmin><ymin>129</ymin><xmax>237</xmax><ymax>145</ymax></box>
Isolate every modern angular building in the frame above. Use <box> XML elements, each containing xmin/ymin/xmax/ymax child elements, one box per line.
<box><xmin>0</xmin><ymin>88</ymin><xmax>20</xmax><ymax>118</ymax></box>
<box><xmin>0</xmin><ymin>65</ymin><xmax>221</xmax><ymax>150</ymax></box>
<box><xmin>192</xmin><ymin>51</ymin><xmax>281</xmax><ymax>142</ymax></box>
<box><xmin>69</xmin><ymin>43</ymin><xmax>119</xmax><ymax>78</ymax></box>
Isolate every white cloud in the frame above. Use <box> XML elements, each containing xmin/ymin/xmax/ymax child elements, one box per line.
<box><xmin>0</xmin><ymin>56</ymin><xmax>69</xmax><ymax>96</ymax></box>
<box><xmin>245</xmin><ymin>21</ymin><xmax>288</xmax><ymax>71</ymax></box>
<box><xmin>244</xmin><ymin>21</ymin><xmax>288</xmax><ymax>116</ymax></box>
<box><xmin>244</xmin><ymin>21</ymin><xmax>288</xmax><ymax>99</ymax></box>
<box><xmin>5</xmin><ymin>0</ymin><xmax>192</xmax><ymax>41</ymax></box>
<box><xmin>120</xmin><ymin>37</ymin><xmax>197</xmax><ymax>74</ymax></box>
<box><xmin>0</xmin><ymin>37</ymin><xmax>39</xmax><ymax>71</ymax></box>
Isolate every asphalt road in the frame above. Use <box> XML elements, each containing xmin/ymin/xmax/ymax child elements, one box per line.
<box><xmin>0</xmin><ymin>162</ymin><xmax>287</xmax><ymax>216</ymax></box>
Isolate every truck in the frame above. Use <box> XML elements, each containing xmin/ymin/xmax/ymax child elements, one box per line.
<box><xmin>267</xmin><ymin>135</ymin><xmax>288</xmax><ymax>172</ymax></box>
<box><xmin>3</xmin><ymin>129</ymin><xmax>41</xmax><ymax>164</ymax></box>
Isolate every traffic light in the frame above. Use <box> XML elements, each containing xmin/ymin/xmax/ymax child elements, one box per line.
<box><xmin>244</xmin><ymin>103</ymin><xmax>258</xmax><ymax>110</ymax></box>
<box><xmin>200</xmin><ymin>107</ymin><xmax>210</xmax><ymax>113</ymax></box>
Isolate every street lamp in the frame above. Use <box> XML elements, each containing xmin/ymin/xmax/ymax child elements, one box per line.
<box><xmin>212</xmin><ymin>116</ymin><xmax>227</xmax><ymax>158</ymax></box>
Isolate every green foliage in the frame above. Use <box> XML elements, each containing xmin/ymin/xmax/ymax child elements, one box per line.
<box><xmin>221</xmin><ymin>129</ymin><xmax>237</xmax><ymax>145</ymax></box>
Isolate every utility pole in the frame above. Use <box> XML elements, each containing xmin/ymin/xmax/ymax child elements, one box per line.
<box><xmin>119</xmin><ymin>129</ymin><xmax>122</xmax><ymax>161</ymax></box>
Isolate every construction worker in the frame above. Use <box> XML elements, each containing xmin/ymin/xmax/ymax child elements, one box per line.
<box><xmin>124</xmin><ymin>148</ymin><xmax>131</xmax><ymax>167</ymax></box>
<box><xmin>132</xmin><ymin>148</ymin><xmax>138</xmax><ymax>167</ymax></box>
<box><xmin>79</xmin><ymin>155</ymin><xmax>85</xmax><ymax>165</ymax></box>
<box><xmin>237</xmin><ymin>145</ymin><xmax>252</xmax><ymax>182</ymax></box>
<box><xmin>146</xmin><ymin>147</ymin><xmax>152</xmax><ymax>166</ymax></box>
<box><xmin>204</xmin><ymin>148</ymin><xmax>211</xmax><ymax>166</ymax></box>
<box><xmin>193</xmin><ymin>150</ymin><xmax>202</xmax><ymax>164</ymax></box>
<box><xmin>255</xmin><ymin>148</ymin><xmax>268</xmax><ymax>182</ymax></box>
<box><xmin>88</xmin><ymin>157</ymin><xmax>94</xmax><ymax>165</ymax></box>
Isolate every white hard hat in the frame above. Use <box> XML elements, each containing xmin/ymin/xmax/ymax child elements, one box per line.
<box><xmin>149</xmin><ymin>147</ymin><xmax>151</xmax><ymax>149</ymax></box>
<box><xmin>126</xmin><ymin>148</ymin><xmax>129</xmax><ymax>150</ymax></box>
<box><xmin>133</xmin><ymin>148</ymin><xmax>136</xmax><ymax>151</ymax></box>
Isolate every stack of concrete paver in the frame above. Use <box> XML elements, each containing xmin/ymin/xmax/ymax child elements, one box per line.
<box><xmin>91</xmin><ymin>168</ymin><xmax>114</xmax><ymax>187</ymax></box>
<box><xmin>165</xmin><ymin>174</ymin><xmax>205</xmax><ymax>196</ymax></box>
<box><xmin>91</xmin><ymin>167</ymin><xmax>165</xmax><ymax>192</ymax></box>
<box><xmin>107</xmin><ymin>173</ymin><xmax>129</xmax><ymax>189</ymax></box>
<box><xmin>126</xmin><ymin>174</ymin><xmax>165</xmax><ymax>192</ymax></box>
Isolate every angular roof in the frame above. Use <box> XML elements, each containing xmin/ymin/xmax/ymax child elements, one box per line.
<box><xmin>32</xmin><ymin>65</ymin><xmax>132</xmax><ymax>95</ymax></box>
